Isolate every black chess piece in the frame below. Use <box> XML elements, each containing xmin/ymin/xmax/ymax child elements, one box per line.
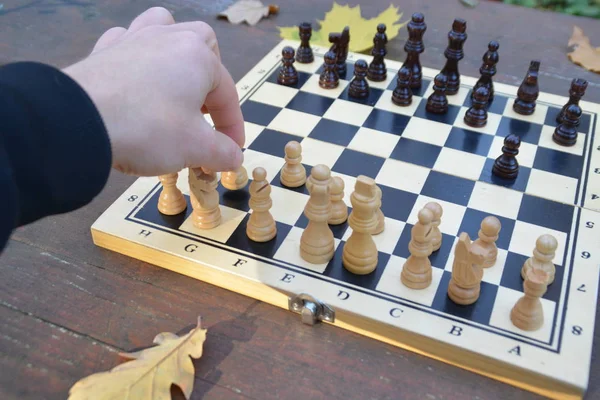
<box><xmin>277</xmin><ymin>46</ymin><xmax>298</xmax><ymax>86</ymax></box>
<box><xmin>426</xmin><ymin>73</ymin><xmax>448</xmax><ymax>114</ymax></box>
<box><xmin>401</xmin><ymin>12</ymin><xmax>427</xmax><ymax>89</ymax></box>
<box><xmin>513</xmin><ymin>60</ymin><xmax>540</xmax><ymax>115</ymax></box>
<box><xmin>367</xmin><ymin>24</ymin><xmax>388</xmax><ymax>82</ymax></box>
<box><xmin>472</xmin><ymin>40</ymin><xmax>499</xmax><ymax>102</ymax></box>
<box><xmin>557</xmin><ymin>78</ymin><xmax>587</xmax><ymax>125</ymax></box>
<box><xmin>348</xmin><ymin>59</ymin><xmax>369</xmax><ymax>99</ymax></box>
<box><xmin>391</xmin><ymin>66</ymin><xmax>412</xmax><ymax>106</ymax></box>
<box><xmin>319</xmin><ymin>50</ymin><xmax>339</xmax><ymax>89</ymax></box>
<box><xmin>464</xmin><ymin>86</ymin><xmax>490</xmax><ymax>128</ymax></box>
<box><xmin>328</xmin><ymin>27</ymin><xmax>350</xmax><ymax>77</ymax></box>
<box><xmin>440</xmin><ymin>18</ymin><xmax>467</xmax><ymax>95</ymax></box>
<box><xmin>296</xmin><ymin>22</ymin><xmax>314</xmax><ymax>63</ymax></box>
<box><xmin>553</xmin><ymin>103</ymin><xmax>581</xmax><ymax>147</ymax></box>
<box><xmin>493</xmin><ymin>134</ymin><xmax>521</xmax><ymax>179</ymax></box>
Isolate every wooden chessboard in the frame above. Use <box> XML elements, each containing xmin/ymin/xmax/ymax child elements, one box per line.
<box><xmin>91</xmin><ymin>39</ymin><xmax>600</xmax><ymax>400</ymax></box>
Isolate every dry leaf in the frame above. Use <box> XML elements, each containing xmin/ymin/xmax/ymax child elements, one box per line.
<box><xmin>218</xmin><ymin>0</ymin><xmax>279</xmax><ymax>26</ymax></box>
<box><xmin>277</xmin><ymin>2</ymin><xmax>406</xmax><ymax>52</ymax></box>
<box><xmin>567</xmin><ymin>25</ymin><xmax>600</xmax><ymax>73</ymax></box>
<box><xmin>67</xmin><ymin>317</ymin><xmax>207</xmax><ymax>400</ymax></box>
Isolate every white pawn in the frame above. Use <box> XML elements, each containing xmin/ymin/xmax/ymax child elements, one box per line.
<box><xmin>521</xmin><ymin>234</ymin><xmax>558</xmax><ymax>284</ymax></box>
<box><xmin>471</xmin><ymin>216</ymin><xmax>501</xmax><ymax>268</ymax></box>
<box><xmin>511</xmin><ymin>268</ymin><xmax>548</xmax><ymax>331</ymax></box>
<box><xmin>158</xmin><ymin>172</ymin><xmax>187</xmax><ymax>215</ymax></box>
<box><xmin>280</xmin><ymin>141</ymin><xmax>306</xmax><ymax>188</ymax></box>
<box><xmin>424</xmin><ymin>202</ymin><xmax>443</xmax><ymax>252</ymax></box>
<box><xmin>246</xmin><ymin>167</ymin><xmax>277</xmax><ymax>242</ymax></box>
<box><xmin>328</xmin><ymin>176</ymin><xmax>348</xmax><ymax>225</ymax></box>
<box><xmin>221</xmin><ymin>165</ymin><xmax>249</xmax><ymax>190</ymax></box>
<box><xmin>401</xmin><ymin>207</ymin><xmax>434</xmax><ymax>289</ymax></box>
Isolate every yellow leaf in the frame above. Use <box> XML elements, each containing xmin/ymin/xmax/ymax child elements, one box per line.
<box><xmin>67</xmin><ymin>317</ymin><xmax>207</xmax><ymax>400</ymax></box>
<box><xmin>217</xmin><ymin>0</ymin><xmax>279</xmax><ymax>26</ymax></box>
<box><xmin>567</xmin><ymin>25</ymin><xmax>600</xmax><ymax>73</ymax></box>
<box><xmin>277</xmin><ymin>2</ymin><xmax>406</xmax><ymax>52</ymax></box>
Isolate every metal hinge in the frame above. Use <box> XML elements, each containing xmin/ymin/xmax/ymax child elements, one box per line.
<box><xmin>288</xmin><ymin>293</ymin><xmax>335</xmax><ymax>325</ymax></box>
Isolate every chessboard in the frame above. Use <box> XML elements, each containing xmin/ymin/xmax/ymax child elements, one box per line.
<box><xmin>91</xmin><ymin>20</ymin><xmax>600</xmax><ymax>400</ymax></box>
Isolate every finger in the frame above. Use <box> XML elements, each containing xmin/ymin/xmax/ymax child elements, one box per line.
<box><xmin>91</xmin><ymin>26</ymin><xmax>126</xmax><ymax>53</ymax></box>
<box><xmin>184</xmin><ymin>116</ymin><xmax>243</xmax><ymax>172</ymax></box>
<box><xmin>166</xmin><ymin>21</ymin><xmax>220</xmax><ymax>61</ymax></box>
<box><xmin>127</xmin><ymin>7</ymin><xmax>175</xmax><ymax>33</ymax></box>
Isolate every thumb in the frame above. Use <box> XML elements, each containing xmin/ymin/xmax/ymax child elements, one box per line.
<box><xmin>184</xmin><ymin>116</ymin><xmax>243</xmax><ymax>172</ymax></box>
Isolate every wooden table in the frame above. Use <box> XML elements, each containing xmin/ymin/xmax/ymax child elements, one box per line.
<box><xmin>1</xmin><ymin>0</ymin><xmax>599</xmax><ymax>399</ymax></box>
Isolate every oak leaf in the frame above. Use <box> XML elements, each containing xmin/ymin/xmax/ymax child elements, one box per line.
<box><xmin>218</xmin><ymin>0</ymin><xmax>279</xmax><ymax>26</ymax></box>
<box><xmin>567</xmin><ymin>25</ymin><xmax>600</xmax><ymax>73</ymax></box>
<box><xmin>67</xmin><ymin>317</ymin><xmax>207</xmax><ymax>400</ymax></box>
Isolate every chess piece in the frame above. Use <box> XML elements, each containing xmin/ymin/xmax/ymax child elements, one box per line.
<box><xmin>305</xmin><ymin>163</ymin><xmax>331</xmax><ymax>194</ymax></box>
<box><xmin>401</xmin><ymin>12</ymin><xmax>426</xmax><ymax>89</ymax></box>
<box><xmin>513</xmin><ymin>60</ymin><xmax>540</xmax><ymax>115</ymax></box>
<box><xmin>328</xmin><ymin>26</ymin><xmax>350</xmax><ymax>76</ymax></box>
<box><xmin>472</xmin><ymin>40</ymin><xmax>499</xmax><ymax>102</ymax></box>
<box><xmin>280</xmin><ymin>141</ymin><xmax>306</xmax><ymax>187</ymax></box>
<box><xmin>557</xmin><ymin>78</ymin><xmax>587</xmax><ymax>125</ymax></box>
<box><xmin>521</xmin><ymin>234</ymin><xmax>558</xmax><ymax>285</ymax></box>
<box><xmin>511</xmin><ymin>268</ymin><xmax>548</xmax><ymax>331</ymax></box>
<box><xmin>157</xmin><ymin>172</ymin><xmax>187</xmax><ymax>215</ymax></box>
<box><xmin>464</xmin><ymin>86</ymin><xmax>489</xmax><ymax>128</ymax></box>
<box><xmin>221</xmin><ymin>166</ymin><xmax>249</xmax><ymax>191</ymax></box>
<box><xmin>492</xmin><ymin>134</ymin><xmax>520</xmax><ymax>180</ymax></box>
<box><xmin>319</xmin><ymin>50</ymin><xmax>339</xmax><ymax>89</ymax></box>
<box><xmin>188</xmin><ymin>168</ymin><xmax>221</xmax><ymax>229</ymax></box>
<box><xmin>400</xmin><ymin>207</ymin><xmax>434</xmax><ymax>289</ymax></box>
<box><xmin>552</xmin><ymin>103</ymin><xmax>581</xmax><ymax>147</ymax></box>
<box><xmin>391</xmin><ymin>65</ymin><xmax>412</xmax><ymax>106</ymax></box>
<box><xmin>295</xmin><ymin>22</ymin><xmax>314</xmax><ymax>63</ymax></box>
<box><xmin>372</xmin><ymin>185</ymin><xmax>385</xmax><ymax>235</ymax></box>
<box><xmin>426</xmin><ymin>73</ymin><xmax>448</xmax><ymax>114</ymax></box>
<box><xmin>424</xmin><ymin>202</ymin><xmax>443</xmax><ymax>252</ymax></box>
<box><xmin>348</xmin><ymin>59</ymin><xmax>369</xmax><ymax>99</ymax></box>
<box><xmin>277</xmin><ymin>46</ymin><xmax>298</xmax><ymax>86</ymax></box>
<box><xmin>439</xmin><ymin>18</ymin><xmax>467</xmax><ymax>95</ymax></box>
<box><xmin>342</xmin><ymin>176</ymin><xmax>379</xmax><ymax>275</ymax></box>
<box><xmin>447</xmin><ymin>232</ymin><xmax>486</xmax><ymax>305</ymax></box>
<box><xmin>246</xmin><ymin>167</ymin><xmax>277</xmax><ymax>242</ymax></box>
<box><xmin>300</xmin><ymin>165</ymin><xmax>335</xmax><ymax>264</ymax></box>
<box><xmin>328</xmin><ymin>176</ymin><xmax>348</xmax><ymax>225</ymax></box>
<box><xmin>367</xmin><ymin>23</ymin><xmax>387</xmax><ymax>82</ymax></box>
<box><xmin>471</xmin><ymin>216</ymin><xmax>501</xmax><ymax>268</ymax></box>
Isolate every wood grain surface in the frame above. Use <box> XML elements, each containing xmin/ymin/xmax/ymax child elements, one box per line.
<box><xmin>1</xmin><ymin>0</ymin><xmax>599</xmax><ymax>399</ymax></box>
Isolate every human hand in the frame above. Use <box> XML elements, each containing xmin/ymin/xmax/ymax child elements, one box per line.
<box><xmin>62</xmin><ymin>7</ymin><xmax>244</xmax><ymax>177</ymax></box>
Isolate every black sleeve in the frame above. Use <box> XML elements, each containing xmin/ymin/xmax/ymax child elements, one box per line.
<box><xmin>0</xmin><ymin>61</ymin><xmax>112</xmax><ymax>253</ymax></box>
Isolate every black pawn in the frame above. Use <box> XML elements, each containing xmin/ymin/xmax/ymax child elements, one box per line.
<box><xmin>367</xmin><ymin>24</ymin><xmax>388</xmax><ymax>81</ymax></box>
<box><xmin>493</xmin><ymin>134</ymin><xmax>520</xmax><ymax>180</ymax></box>
<box><xmin>348</xmin><ymin>59</ymin><xmax>369</xmax><ymax>99</ymax></box>
<box><xmin>472</xmin><ymin>40</ymin><xmax>499</xmax><ymax>102</ymax></box>
<box><xmin>426</xmin><ymin>73</ymin><xmax>448</xmax><ymax>114</ymax></box>
<box><xmin>553</xmin><ymin>103</ymin><xmax>581</xmax><ymax>147</ymax></box>
<box><xmin>296</xmin><ymin>22</ymin><xmax>314</xmax><ymax>63</ymax></box>
<box><xmin>277</xmin><ymin>47</ymin><xmax>298</xmax><ymax>86</ymax></box>
<box><xmin>464</xmin><ymin>86</ymin><xmax>489</xmax><ymax>128</ymax></box>
<box><xmin>391</xmin><ymin>66</ymin><xmax>412</xmax><ymax>106</ymax></box>
<box><xmin>513</xmin><ymin>60</ymin><xmax>540</xmax><ymax>115</ymax></box>
<box><xmin>557</xmin><ymin>78</ymin><xmax>587</xmax><ymax>126</ymax></box>
<box><xmin>319</xmin><ymin>50</ymin><xmax>339</xmax><ymax>89</ymax></box>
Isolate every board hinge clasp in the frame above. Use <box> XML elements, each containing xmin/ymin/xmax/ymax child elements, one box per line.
<box><xmin>288</xmin><ymin>293</ymin><xmax>335</xmax><ymax>325</ymax></box>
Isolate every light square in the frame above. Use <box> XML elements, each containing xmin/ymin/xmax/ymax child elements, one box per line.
<box><xmin>180</xmin><ymin>205</ymin><xmax>246</xmax><ymax>243</ymax></box>
<box><xmin>401</xmin><ymin>116</ymin><xmax>453</xmax><ymax>146</ymax></box>
<box><xmin>444</xmin><ymin>240</ymin><xmax>509</xmax><ymax>286</ymax></box>
<box><xmin>249</xmin><ymin>81</ymin><xmax>298</xmax><ymax>108</ymax></box>
<box><xmin>267</xmin><ymin>108</ymin><xmax>321</xmax><ymax>138</ymax></box>
<box><xmin>376</xmin><ymin>158</ymin><xmax>431</xmax><ymax>194</ymax></box>
<box><xmin>342</xmin><ymin>217</ymin><xmax>405</xmax><ymax>254</ymax></box>
<box><xmin>294</xmin><ymin>58</ymin><xmax>322</xmax><ymax>74</ymax></box>
<box><xmin>422</xmin><ymin>84</ymin><xmax>470</xmax><ymax>106</ymax></box>
<box><xmin>367</xmin><ymin>70</ymin><xmax>396</xmax><ymax>90</ymax></box>
<box><xmin>298</xmin><ymin>137</ymin><xmax>345</xmax><ymax>167</ymax></box>
<box><xmin>374</xmin><ymin>89</ymin><xmax>421</xmax><ymax>116</ymax></box>
<box><xmin>433</xmin><ymin>147</ymin><xmax>487</xmax><ymax>181</ymax></box>
<box><xmin>348</xmin><ymin>127</ymin><xmax>400</xmax><ymax>158</ymax></box>
<box><xmin>273</xmin><ymin>227</ymin><xmax>341</xmax><ymax>273</ymax></box>
<box><xmin>375</xmin><ymin>255</ymin><xmax>443</xmax><ymax>306</ymax></box>
<box><xmin>526</xmin><ymin>169</ymin><xmax>578</xmax><ymax>205</ymax></box>
<box><xmin>268</xmin><ymin>186</ymin><xmax>309</xmax><ymax>225</ymax></box>
<box><xmin>323</xmin><ymin>99</ymin><xmax>373</xmax><ymax>126</ymax></box>
<box><xmin>509</xmin><ymin>220</ymin><xmax>568</xmax><ymax>265</ymax></box>
<box><xmin>489</xmin><ymin>286</ymin><xmax>556</xmax><ymax>343</ymax></box>
<box><xmin>300</xmin><ymin>74</ymin><xmax>348</xmax><ymax>98</ymax></box>
<box><xmin>488</xmin><ymin>136</ymin><xmax>538</xmax><ymax>168</ymax></box>
<box><xmin>452</xmin><ymin>107</ymin><xmax>503</xmax><ymax>136</ymax></box>
<box><xmin>243</xmin><ymin>122</ymin><xmax>265</xmax><ymax>148</ymax></box>
<box><xmin>408</xmin><ymin>195</ymin><xmax>467</xmax><ymax>236</ymax></box>
<box><xmin>502</xmin><ymin>101</ymin><xmax>549</xmax><ymax>125</ymax></box>
<box><xmin>241</xmin><ymin>149</ymin><xmax>285</xmax><ymax>184</ymax></box>
<box><xmin>468</xmin><ymin>181</ymin><xmax>524</xmax><ymax>220</ymax></box>
<box><xmin>538</xmin><ymin>125</ymin><xmax>585</xmax><ymax>156</ymax></box>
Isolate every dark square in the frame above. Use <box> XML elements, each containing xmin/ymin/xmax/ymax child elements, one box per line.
<box><xmin>392</xmin><ymin>224</ymin><xmax>454</xmax><ymax>269</ymax></box>
<box><xmin>414</xmin><ymin>101</ymin><xmax>461</xmax><ymax>125</ymax></box>
<box><xmin>421</xmin><ymin>171</ymin><xmax>475</xmax><ymax>207</ymax></box>
<box><xmin>331</xmin><ymin>148</ymin><xmax>385</xmax><ymax>179</ymax></box>
<box><xmin>499</xmin><ymin>252</ymin><xmax>564</xmax><ymax>303</ymax></box>
<box><xmin>544</xmin><ymin>105</ymin><xmax>592</xmax><ymax>133</ymax></box>
<box><xmin>308</xmin><ymin>118</ymin><xmax>360</xmax><ymax>146</ymax></box>
<box><xmin>241</xmin><ymin>100</ymin><xmax>281</xmax><ymax>127</ymax></box>
<box><xmin>135</xmin><ymin>190</ymin><xmax>192</xmax><ymax>230</ymax></box>
<box><xmin>462</xmin><ymin>91</ymin><xmax>509</xmax><ymax>115</ymax></box>
<box><xmin>497</xmin><ymin>117</ymin><xmax>543</xmax><ymax>144</ymax></box>
<box><xmin>322</xmin><ymin>244</ymin><xmax>390</xmax><ymax>291</ymax></box>
<box><xmin>458</xmin><ymin>208</ymin><xmax>516</xmax><ymax>251</ymax></box>
<box><xmin>286</xmin><ymin>91</ymin><xmax>334</xmax><ymax>116</ymax></box>
<box><xmin>362</xmin><ymin>108</ymin><xmax>411</xmax><ymax>135</ymax></box>
<box><xmin>270</xmin><ymin>164</ymin><xmax>312</xmax><ymax>195</ymax></box>
<box><xmin>378</xmin><ymin>184</ymin><xmax>419</xmax><ymax>222</ymax></box>
<box><xmin>431</xmin><ymin>271</ymin><xmax>498</xmax><ymax>325</ymax></box>
<box><xmin>225</xmin><ymin>214</ymin><xmax>291</xmax><ymax>258</ymax></box>
<box><xmin>339</xmin><ymin>85</ymin><xmax>385</xmax><ymax>107</ymax></box>
<box><xmin>479</xmin><ymin>158</ymin><xmax>531</xmax><ymax>193</ymax></box>
<box><xmin>266</xmin><ymin>69</ymin><xmax>312</xmax><ymax>89</ymax></box>
<box><xmin>389</xmin><ymin>137</ymin><xmax>442</xmax><ymax>169</ymax></box>
<box><xmin>533</xmin><ymin>146</ymin><xmax>583</xmax><ymax>180</ymax></box>
<box><xmin>517</xmin><ymin>194</ymin><xmax>575</xmax><ymax>233</ymax></box>
<box><xmin>387</xmin><ymin>77</ymin><xmax>432</xmax><ymax>97</ymax></box>
<box><xmin>445</xmin><ymin>127</ymin><xmax>495</xmax><ymax>156</ymax></box>
<box><xmin>294</xmin><ymin>211</ymin><xmax>351</xmax><ymax>240</ymax></box>
<box><xmin>247</xmin><ymin>128</ymin><xmax>303</xmax><ymax>158</ymax></box>
<box><xmin>217</xmin><ymin>182</ymin><xmax>252</xmax><ymax>212</ymax></box>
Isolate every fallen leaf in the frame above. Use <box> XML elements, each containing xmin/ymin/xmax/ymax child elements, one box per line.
<box><xmin>277</xmin><ymin>2</ymin><xmax>406</xmax><ymax>53</ymax></box>
<box><xmin>567</xmin><ymin>25</ymin><xmax>600</xmax><ymax>73</ymax></box>
<box><xmin>67</xmin><ymin>317</ymin><xmax>207</xmax><ymax>400</ymax></box>
<box><xmin>218</xmin><ymin>0</ymin><xmax>279</xmax><ymax>26</ymax></box>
